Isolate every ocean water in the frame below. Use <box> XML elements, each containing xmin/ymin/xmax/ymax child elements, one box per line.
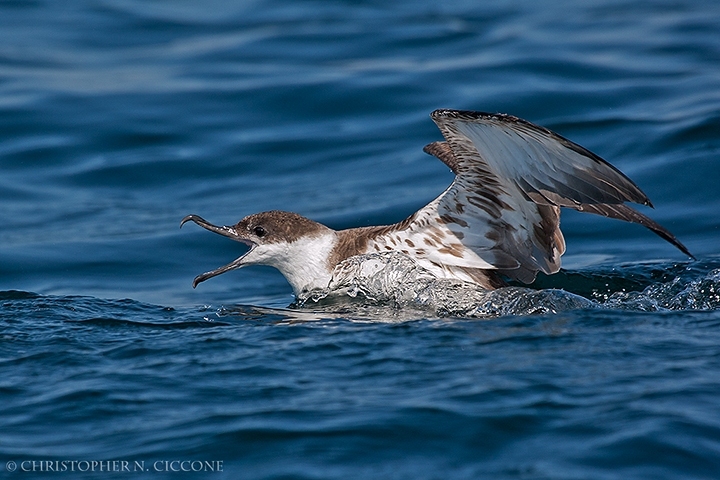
<box><xmin>2</xmin><ymin>0</ymin><xmax>720</xmax><ymax>478</ymax></box>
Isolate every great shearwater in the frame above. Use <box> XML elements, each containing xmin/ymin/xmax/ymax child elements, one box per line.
<box><xmin>181</xmin><ymin>109</ymin><xmax>692</xmax><ymax>298</ymax></box>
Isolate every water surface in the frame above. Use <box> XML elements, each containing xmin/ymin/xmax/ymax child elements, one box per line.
<box><xmin>1</xmin><ymin>0</ymin><xmax>720</xmax><ymax>478</ymax></box>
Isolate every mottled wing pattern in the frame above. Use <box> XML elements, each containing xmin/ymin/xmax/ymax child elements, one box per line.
<box><xmin>427</xmin><ymin>116</ymin><xmax>568</xmax><ymax>283</ymax></box>
<box><xmin>375</xmin><ymin>109</ymin><xmax>690</xmax><ymax>285</ymax></box>
<box><xmin>363</xmin><ymin>192</ymin><xmax>510</xmax><ymax>288</ymax></box>
<box><xmin>420</xmin><ymin>139</ymin><xmax>565</xmax><ymax>282</ymax></box>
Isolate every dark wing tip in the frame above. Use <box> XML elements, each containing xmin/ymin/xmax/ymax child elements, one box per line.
<box><xmin>574</xmin><ymin>203</ymin><xmax>694</xmax><ymax>259</ymax></box>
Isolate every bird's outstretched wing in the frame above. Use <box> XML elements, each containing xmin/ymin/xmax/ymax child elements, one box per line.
<box><xmin>391</xmin><ymin>109</ymin><xmax>691</xmax><ymax>284</ymax></box>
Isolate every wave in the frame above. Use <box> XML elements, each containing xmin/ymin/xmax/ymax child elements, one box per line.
<box><xmin>4</xmin><ymin>254</ymin><xmax>718</xmax><ymax>323</ymax></box>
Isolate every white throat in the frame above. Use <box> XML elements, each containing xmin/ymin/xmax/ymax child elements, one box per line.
<box><xmin>252</xmin><ymin>232</ymin><xmax>338</xmax><ymax>297</ymax></box>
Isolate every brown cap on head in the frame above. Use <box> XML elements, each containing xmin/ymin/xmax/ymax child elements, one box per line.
<box><xmin>234</xmin><ymin>210</ymin><xmax>330</xmax><ymax>244</ymax></box>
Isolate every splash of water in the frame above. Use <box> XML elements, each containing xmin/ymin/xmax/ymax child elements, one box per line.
<box><xmin>294</xmin><ymin>252</ymin><xmax>720</xmax><ymax>318</ymax></box>
<box><xmin>298</xmin><ymin>252</ymin><xmax>596</xmax><ymax>318</ymax></box>
<box><xmin>602</xmin><ymin>268</ymin><xmax>720</xmax><ymax>311</ymax></box>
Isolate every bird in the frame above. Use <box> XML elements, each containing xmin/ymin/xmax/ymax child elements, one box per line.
<box><xmin>181</xmin><ymin>109</ymin><xmax>693</xmax><ymax>299</ymax></box>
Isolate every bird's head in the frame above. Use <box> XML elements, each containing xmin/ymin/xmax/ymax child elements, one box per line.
<box><xmin>181</xmin><ymin>210</ymin><xmax>336</xmax><ymax>296</ymax></box>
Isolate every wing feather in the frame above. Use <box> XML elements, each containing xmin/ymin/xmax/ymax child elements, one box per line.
<box><xmin>394</xmin><ymin>110</ymin><xmax>691</xmax><ymax>285</ymax></box>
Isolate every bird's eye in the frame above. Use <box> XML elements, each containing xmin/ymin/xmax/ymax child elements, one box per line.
<box><xmin>253</xmin><ymin>226</ymin><xmax>266</xmax><ymax>237</ymax></box>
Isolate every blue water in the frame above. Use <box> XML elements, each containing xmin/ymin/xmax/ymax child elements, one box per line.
<box><xmin>2</xmin><ymin>0</ymin><xmax>720</xmax><ymax>478</ymax></box>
